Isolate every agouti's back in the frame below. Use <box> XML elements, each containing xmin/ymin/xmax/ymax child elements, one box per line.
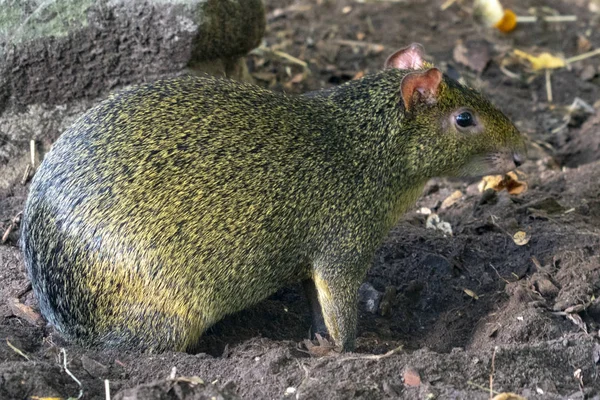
<box><xmin>23</xmin><ymin>76</ymin><xmax>343</xmax><ymax>350</ymax></box>
<box><xmin>22</xmin><ymin>44</ymin><xmax>525</xmax><ymax>352</ymax></box>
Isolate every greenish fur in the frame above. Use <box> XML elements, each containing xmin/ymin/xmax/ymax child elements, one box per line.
<box><xmin>21</xmin><ymin>68</ymin><xmax>525</xmax><ymax>352</ymax></box>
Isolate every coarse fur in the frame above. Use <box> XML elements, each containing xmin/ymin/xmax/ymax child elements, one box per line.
<box><xmin>21</xmin><ymin>50</ymin><xmax>525</xmax><ymax>352</ymax></box>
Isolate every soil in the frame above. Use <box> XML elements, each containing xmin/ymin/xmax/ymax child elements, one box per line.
<box><xmin>2</xmin><ymin>0</ymin><xmax>600</xmax><ymax>399</ymax></box>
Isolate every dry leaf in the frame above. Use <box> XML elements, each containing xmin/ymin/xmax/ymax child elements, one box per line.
<box><xmin>289</xmin><ymin>73</ymin><xmax>306</xmax><ymax>84</ymax></box>
<box><xmin>304</xmin><ymin>333</ymin><xmax>337</xmax><ymax>357</ymax></box>
<box><xmin>441</xmin><ymin>190</ymin><xmax>463</xmax><ymax>209</ymax></box>
<box><xmin>514</xmin><ymin>49</ymin><xmax>566</xmax><ymax>71</ymax></box>
<box><xmin>505</xmin><ymin>171</ymin><xmax>528</xmax><ymax>195</ymax></box>
<box><xmin>284</xmin><ymin>73</ymin><xmax>308</xmax><ymax>90</ymax></box>
<box><xmin>31</xmin><ymin>397</ymin><xmax>63</xmax><ymax>400</ymax></box>
<box><xmin>478</xmin><ymin>172</ymin><xmax>527</xmax><ymax>195</ymax></box>
<box><xmin>513</xmin><ymin>231</ymin><xmax>530</xmax><ymax>246</ymax></box>
<box><xmin>574</xmin><ymin>368</ymin><xmax>583</xmax><ymax>386</ymax></box>
<box><xmin>577</xmin><ymin>34</ymin><xmax>592</xmax><ymax>53</ymax></box>
<box><xmin>479</xmin><ymin>175</ymin><xmax>504</xmax><ymax>192</ymax></box>
<box><xmin>9</xmin><ymin>298</ymin><xmax>43</xmax><ymax>326</ymax></box>
<box><xmin>352</xmin><ymin>70</ymin><xmax>365</xmax><ymax>80</ymax></box>
<box><xmin>463</xmin><ymin>289</ymin><xmax>479</xmax><ymax>300</ymax></box>
<box><xmin>403</xmin><ymin>368</ymin><xmax>421</xmax><ymax>386</ymax></box>
<box><xmin>566</xmin><ymin>313</ymin><xmax>588</xmax><ymax>333</ymax></box>
<box><xmin>491</xmin><ymin>394</ymin><xmax>527</xmax><ymax>400</ymax></box>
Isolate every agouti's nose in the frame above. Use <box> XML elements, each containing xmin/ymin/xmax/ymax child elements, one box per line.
<box><xmin>513</xmin><ymin>153</ymin><xmax>523</xmax><ymax>167</ymax></box>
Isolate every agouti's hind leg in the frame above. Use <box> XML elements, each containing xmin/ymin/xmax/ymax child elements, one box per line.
<box><xmin>302</xmin><ymin>279</ymin><xmax>328</xmax><ymax>338</ymax></box>
<box><xmin>312</xmin><ymin>271</ymin><xmax>360</xmax><ymax>351</ymax></box>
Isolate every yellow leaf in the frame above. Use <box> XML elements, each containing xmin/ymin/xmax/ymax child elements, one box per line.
<box><xmin>479</xmin><ymin>172</ymin><xmax>527</xmax><ymax>195</ymax></box>
<box><xmin>463</xmin><ymin>289</ymin><xmax>479</xmax><ymax>300</ymax></box>
<box><xmin>31</xmin><ymin>397</ymin><xmax>63</xmax><ymax>400</ymax></box>
<box><xmin>479</xmin><ymin>175</ymin><xmax>504</xmax><ymax>192</ymax></box>
<box><xmin>441</xmin><ymin>190</ymin><xmax>463</xmax><ymax>209</ymax></box>
<box><xmin>514</xmin><ymin>49</ymin><xmax>566</xmax><ymax>70</ymax></box>
<box><xmin>513</xmin><ymin>231</ymin><xmax>530</xmax><ymax>246</ymax></box>
<box><xmin>492</xmin><ymin>393</ymin><xmax>527</xmax><ymax>400</ymax></box>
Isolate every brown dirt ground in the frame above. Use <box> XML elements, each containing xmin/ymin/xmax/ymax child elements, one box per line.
<box><xmin>2</xmin><ymin>0</ymin><xmax>600</xmax><ymax>399</ymax></box>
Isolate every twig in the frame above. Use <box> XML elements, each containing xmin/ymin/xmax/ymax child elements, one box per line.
<box><xmin>6</xmin><ymin>339</ymin><xmax>30</xmax><ymax>361</ymax></box>
<box><xmin>1</xmin><ymin>212</ymin><xmax>23</xmax><ymax>244</ymax></box>
<box><xmin>488</xmin><ymin>215</ymin><xmax>514</xmax><ymax>241</ymax></box>
<box><xmin>252</xmin><ymin>47</ymin><xmax>309</xmax><ymax>69</ymax></box>
<box><xmin>489</xmin><ymin>346</ymin><xmax>498</xmax><ymax>399</ymax></box>
<box><xmin>489</xmin><ymin>263</ymin><xmax>510</xmax><ymax>284</ymax></box>
<box><xmin>499</xmin><ymin>65</ymin><xmax>521</xmax><ymax>80</ymax></box>
<box><xmin>30</xmin><ymin>139</ymin><xmax>36</xmax><ymax>167</ymax></box>
<box><xmin>517</xmin><ymin>15</ymin><xmax>577</xmax><ymax>23</ymax></box>
<box><xmin>340</xmin><ymin>344</ymin><xmax>403</xmax><ymax>361</ymax></box>
<box><xmin>545</xmin><ymin>69</ymin><xmax>553</xmax><ymax>103</ymax></box>
<box><xmin>440</xmin><ymin>0</ymin><xmax>458</xmax><ymax>10</ymax></box>
<box><xmin>21</xmin><ymin>164</ymin><xmax>31</xmax><ymax>185</ymax></box>
<box><xmin>266</xmin><ymin>4</ymin><xmax>312</xmax><ymax>21</ymax></box>
<box><xmin>60</xmin><ymin>348</ymin><xmax>84</xmax><ymax>399</ymax></box>
<box><xmin>333</xmin><ymin>39</ymin><xmax>385</xmax><ymax>52</ymax></box>
<box><xmin>565</xmin><ymin>48</ymin><xmax>600</xmax><ymax>64</ymax></box>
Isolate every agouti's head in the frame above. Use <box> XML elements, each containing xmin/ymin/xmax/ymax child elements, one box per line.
<box><xmin>386</xmin><ymin>43</ymin><xmax>526</xmax><ymax>178</ymax></box>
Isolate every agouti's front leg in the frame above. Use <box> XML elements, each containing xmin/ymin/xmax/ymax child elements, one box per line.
<box><xmin>312</xmin><ymin>268</ymin><xmax>364</xmax><ymax>351</ymax></box>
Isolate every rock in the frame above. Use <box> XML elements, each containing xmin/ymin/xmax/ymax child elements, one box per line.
<box><xmin>0</xmin><ymin>0</ymin><xmax>265</xmax><ymax>108</ymax></box>
<box><xmin>0</xmin><ymin>0</ymin><xmax>265</xmax><ymax>190</ymax></box>
<box><xmin>358</xmin><ymin>282</ymin><xmax>382</xmax><ymax>314</ymax></box>
<box><xmin>403</xmin><ymin>367</ymin><xmax>421</xmax><ymax>387</ymax></box>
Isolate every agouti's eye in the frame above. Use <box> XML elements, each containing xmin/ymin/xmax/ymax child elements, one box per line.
<box><xmin>455</xmin><ymin>111</ymin><xmax>474</xmax><ymax>128</ymax></box>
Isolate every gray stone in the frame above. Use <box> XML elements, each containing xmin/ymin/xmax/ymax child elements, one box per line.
<box><xmin>0</xmin><ymin>0</ymin><xmax>265</xmax><ymax>190</ymax></box>
<box><xmin>359</xmin><ymin>282</ymin><xmax>383</xmax><ymax>314</ymax></box>
<box><xmin>0</xmin><ymin>0</ymin><xmax>265</xmax><ymax>108</ymax></box>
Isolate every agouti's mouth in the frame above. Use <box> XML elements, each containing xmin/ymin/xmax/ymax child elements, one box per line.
<box><xmin>486</xmin><ymin>151</ymin><xmax>524</xmax><ymax>175</ymax></box>
<box><xmin>458</xmin><ymin>150</ymin><xmax>524</xmax><ymax>177</ymax></box>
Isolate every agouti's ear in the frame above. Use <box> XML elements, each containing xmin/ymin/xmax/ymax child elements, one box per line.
<box><xmin>400</xmin><ymin>68</ymin><xmax>443</xmax><ymax>112</ymax></box>
<box><xmin>385</xmin><ymin>43</ymin><xmax>426</xmax><ymax>70</ymax></box>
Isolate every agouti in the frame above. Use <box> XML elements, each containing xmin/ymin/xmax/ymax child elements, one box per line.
<box><xmin>21</xmin><ymin>44</ymin><xmax>525</xmax><ymax>353</ymax></box>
